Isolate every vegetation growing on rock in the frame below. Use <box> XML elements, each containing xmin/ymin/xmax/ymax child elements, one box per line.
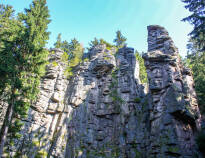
<box><xmin>135</xmin><ymin>51</ymin><xmax>148</xmax><ymax>83</ymax></box>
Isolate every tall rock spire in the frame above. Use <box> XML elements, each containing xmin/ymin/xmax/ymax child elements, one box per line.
<box><xmin>143</xmin><ymin>25</ymin><xmax>202</xmax><ymax>158</ymax></box>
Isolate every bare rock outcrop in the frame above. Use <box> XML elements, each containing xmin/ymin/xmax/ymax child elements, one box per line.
<box><xmin>143</xmin><ymin>25</ymin><xmax>202</xmax><ymax>158</ymax></box>
<box><xmin>3</xmin><ymin>25</ymin><xmax>202</xmax><ymax>158</ymax></box>
<box><xmin>9</xmin><ymin>49</ymin><xmax>69</xmax><ymax>157</ymax></box>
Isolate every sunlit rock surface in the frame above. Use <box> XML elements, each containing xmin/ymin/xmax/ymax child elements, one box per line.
<box><xmin>5</xmin><ymin>26</ymin><xmax>202</xmax><ymax>158</ymax></box>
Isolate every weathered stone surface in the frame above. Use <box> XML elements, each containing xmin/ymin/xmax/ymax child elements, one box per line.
<box><xmin>0</xmin><ymin>96</ymin><xmax>8</xmax><ymax>130</ymax></box>
<box><xmin>4</xmin><ymin>26</ymin><xmax>202</xmax><ymax>158</ymax></box>
<box><xmin>143</xmin><ymin>25</ymin><xmax>202</xmax><ymax>158</ymax></box>
<box><xmin>9</xmin><ymin>48</ymin><xmax>69</xmax><ymax>157</ymax></box>
<box><xmin>64</xmin><ymin>45</ymin><xmax>147</xmax><ymax>158</ymax></box>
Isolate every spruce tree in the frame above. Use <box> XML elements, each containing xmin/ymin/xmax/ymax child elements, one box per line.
<box><xmin>88</xmin><ymin>38</ymin><xmax>114</xmax><ymax>50</ymax></box>
<box><xmin>113</xmin><ymin>30</ymin><xmax>127</xmax><ymax>48</ymax></box>
<box><xmin>0</xmin><ymin>5</ymin><xmax>26</xmax><ymax>156</ymax></box>
<box><xmin>54</xmin><ymin>33</ymin><xmax>62</xmax><ymax>48</ymax></box>
<box><xmin>182</xmin><ymin>0</ymin><xmax>205</xmax><ymax>114</ymax></box>
<box><xmin>18</xmin><ymin>0</ymin><xmax>50</xmax><ymax>102</ymax></box>
<box><xmin>182</xmin><ymin>0</ymin><xmax>205</xmax><ymax>51</ymax></box>
<box><xmin>0</xmin><ymin>0</ymin><xmax>50</xmax><ymax>156</ymax></box>
<box><xmin>62</xmin><ymin>39</ymin><xmax>84</xmax><ymax>79</ymax></box>
<box><xmin>61</xmin><ymin>40</ymin><xmax>70</xmax><ymax>54</ymax></box>
<box><xmin>89</xmin><ymin>37</ymin><xmax>99</xmax><ymax>47</ymax></box>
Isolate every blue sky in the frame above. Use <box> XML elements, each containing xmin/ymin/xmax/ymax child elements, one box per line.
<box><xmin>2</xmin><ymin>0</ymin><xmax>192</xmax><ymax>56</ymax></box>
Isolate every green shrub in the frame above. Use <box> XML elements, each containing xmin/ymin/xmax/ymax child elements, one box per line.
<box><xmin>35</xmin><ymin>150</ymin><xmax>47</xmax><ymax>158</ymax></box>
<box><xmin>134</xmin><ymin>97</ymin><xmax>141</xmax><ymax>103</ymax></box>
<box><xmin>52</xmin><ymin>61</ymin><xmax>58</xmax><ymax>67</ymax></box>
<box><xmin>83</xmin><ymin>58</ymin><xmax>89</xmax><ymax>62</ymax></box>
<box><xmin>61</xmin><ymin>52</ymin><xmax>69</xmax><ymax>62</ymax></box>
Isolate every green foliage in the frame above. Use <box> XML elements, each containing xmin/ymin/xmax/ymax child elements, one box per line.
<box><xmin>52</xmin><ymin>61</ymin><xmax>58</xmax><ymax>67</ymax></box>
<box><xmin>61</xmin><ymin>51</ymin><xmax>69</xmax><ymax>62</ymax></box>
<box><xmin>35</xmin><ymin>150</ymin><xmax>47</xmax><ymax>158</ymax></box>
<box><xmin>54</xmin><ymin>33</ymin><xmax>62</xmax><ymax>48</ymax></box>
<box><xmin>134</xmin><ymin>97</ymin><xmax>141</xmax><ymax>103</ymax></box>
<box><xmin>99</xmin><ymin>38</ymin><xmax>114</xmax><ymax>50</ymax></box>
<box><xmin>167</xmin><ymin>146</ymin><xmax>179</xmax><ymax>153</ymax></box>
<box><xmin>0</xmin><ymin>0</ymin><xmax>50</xmax><ymax>154</ymax></box>
<box><xmin>182</xmin><ymin>0</ymin><xmax>205</xmax><ymax>51</ymax></box>
<box><xmin>113</xmin><ymin>30</ymin><xmax>127</xmax><ymax>48</ymax></box>
<box><xmin>54</xmin><ymin>34</ymin><xmax>71</xmax><ymax>55</ymax></box>
<box><xmin>184</xmin><ymin>43</ymin><xmax>205</xmax><ymax>114</ymax></box>
<box><xmin>60</xmin><ymin>39</ymin><xmax>84</xmax><ymax>79</ymax></box>
<box><xmin>88</xmin><ymin>37</ymin><xmax>99</xmax><ymax>48</ymax></box>
<box><xmin>183</xmin><ymin>26</ymin><xmax>204</xmax><ymax>115</ymax></box>
<box><xmin>135</xmin><ymin>51</ymin><xmax>148</xmax><ymax>83</ymax></box>
<box><xmin>83</xmin><ymin>58</ymin><xmax>89</xmax><ymax>62</ymax></box>
<box><xmin>88</xmin><ymin>37</ymin><xmax>115</xmax><ymax>51</ymax></box>
<box><xmin>18</xmin><ymin>0</ymin><xmax>50</xmax><ymax>101</ymax></box>
<box><xmin>109</xmin><ymin>70</ymin><xmax>125</xmax><ymax>108</ymax></box>
<box><xmin>182</xmin><ymin>0</ymin><xmax>205</xmax><ymax>114</ymax></box>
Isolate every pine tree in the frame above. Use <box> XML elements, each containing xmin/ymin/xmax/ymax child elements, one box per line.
<box><xmin>113</xmin><ymin>30</ymin><xmax>127</xmax><ymax>48</ymax></box>
<box><xmin>182</xmin><ymin>0</ymin><xmax>205</xmax><ymax>114</ymax></box>
<box><xmin>69</xmin><ymin>38</ymin><xmax>80</xmax><ymax>51</ymax></box>
<box><xmin>182</xmin><ymin>0</ymin><xmax>205</xmax><ymax>51</ymax></box>
<box><xmin>0</xmin><ymin>5</ymin><xmax>26</xmax><ymax>156</ymax></box>
<box><xmin>88</xmin><ymin>37</ymin><xmax>99</xmax><ymax>50</ymax></box>
<box><xmin>61</xmin><ymin>40</ymin><xmax>69</xmax><ymax>54</ymax></box>
<box><xmin>54</xmin><ymin>33</ymin><xmax>62</xmax><ymax>48</ymax></box>
<box><xmin>63</xmin><ymin>38</ymin><xmax>84</xmax><ymax>79</ymax></box>
<box><xmin>18</xmin><ymin>0</ymin><xmax>51</xmax><ymax>101</ymax></box>
<box><xmin>88</xmin><ymin>38</ymin><xmax>114</xmax><ymax>51</ymax></box>
<box><xmin>69</xmin><ymin>38</ymin><xmax>83</xmax><ymax>65</ymax></box>
<box><xmin>89</xmin><ymin>37</ymin><xmax>99</xmax><ymax>47</ymax></box>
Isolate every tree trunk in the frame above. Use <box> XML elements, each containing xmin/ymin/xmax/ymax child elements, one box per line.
<box><xmin>0</xmin><ymin>96</ymin><xmax>14</xmax><ymax>157</ymax></box>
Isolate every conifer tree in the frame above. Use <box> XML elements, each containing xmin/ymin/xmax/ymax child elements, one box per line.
<box><xmin>113</xmin><ymin>30</ymin><xmax>127</xmax><ymax>48</ymax></box>
<box><xmin>182</xmin><ymin>0</ymin><xmax>205</xmax><ymax>114</ymax></box>
<box><xmin>18</xmin><ymin>0</ymin><xmax>50</xmax><ymax>101</ymax></box>
<box><xmin>69</xmin><ymin>38</ymin><xmax>83</xmax><ymax>64</ymax></box>
<box><xmin>88</xmin><ymin>38</ymin><xmax>114</xmax><ymax>50</ymax></box>
<box><xmin>53</xmin><ymin>33</ymin><xmax>71</xmax><ymax>54</ymax></box>
<box><xmin>63</xmin><ymin>38</ymin><xmax>84</xmax><ymax>79</ymax></box>
<box><xmin>0</xmin><ymin>0</ymin><xmax>50</xmax><ymax>156</ymax></box>
<box><xmin>61</xmin><ymin>40</ymin><xmax>70</xmax><ymax>54</ymax></box>
<box><xmin>89</xmin><ymin>37</ymin><xmax>99</xmax><ymax>48</ymax></box>
<box><xmin>0</xmin><ymin>5</ymin><xmax>26</xmax><ymax>156</ymax></box>
<box><xmin>182</xmin><ymin>0</ymin><xmax>205</xmax><ymax>51</ymax></box>
<box><xmin>54</xmin><ymin>33</ymin><xmax>62</xmax><ymax>48</ymax></box>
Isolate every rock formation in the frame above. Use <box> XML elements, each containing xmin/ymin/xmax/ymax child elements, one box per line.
<box><xmin>2</xmin><ymin>25</ymin><xmax>202</xmax><ymax>158</ymax></box>
<box><xmin>10</xmin><ymin>49</ymin><xmax>69</xmax><ymax>157</ymax></box>
<box><xmin>143</xmin><ymin>25</ymin><xmax>202</xmax><ymax>158</ymax></box>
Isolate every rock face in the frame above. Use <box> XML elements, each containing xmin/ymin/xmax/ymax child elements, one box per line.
<box><xmin>0</xmin><ymin>97</ymin><xmax>8</xmax><ymax>130</ymax></box>
<box><xmin>143</xmin><ymin>25</ymin><xmax>202</xmax><ymax>158</ymax></box>
<box><xmin>10</xmin><ymin>49</ymin><xmax>69</xmax><ymax>157</ymax></box>
<box><xmin>65</xmin><ymin>46</ymin><xmax>148</xmax><ymax>158</ymax></box>
<box><xmin>5</xmin><ymin>26</ymin><xmax>202</xmax><ymax>157</ymax></box>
